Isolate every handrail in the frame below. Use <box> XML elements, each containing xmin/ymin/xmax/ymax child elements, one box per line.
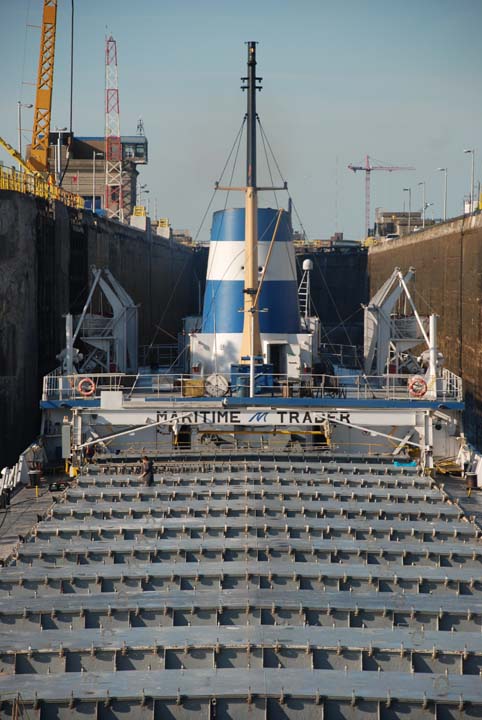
<box><xmin>0</xmin><ymin>164</ymin><xmax>84</xmax><ymax>209</ymax></box>
<box><xmin>41</xmin><ymin>369</ymin><xmax>463</xmax><ymax>403</ymax></box>
<box><xmin>0</xmin><ymin>441</ymin><xmax>45</xmax><ymax>496</ymax></box>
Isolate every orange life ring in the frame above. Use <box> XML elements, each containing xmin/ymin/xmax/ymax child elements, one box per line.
<box><xmin>77</xmin><ymin>377</ymin><xmax>96</xmax><ymax>397</ymax></box>
<box><xmin>408</xmin><ymin>376</ymin><xmax>427</xmax><ymax>398</ymax></box>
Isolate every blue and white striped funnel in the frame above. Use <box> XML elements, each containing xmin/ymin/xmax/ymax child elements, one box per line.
<box><xmin>202</xmin><ymin>207</ymin><xmax>301</xmax><ymax>339</ymax></box>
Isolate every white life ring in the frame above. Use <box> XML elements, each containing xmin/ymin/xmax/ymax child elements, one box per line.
<box><xmin>408</xmin><ymin>375</ymin><xmax>427</xmax><ymax>398</ymax></box>
<box><xmin>77</xmin><ymin>377</ymin><xmax>96</xmax><ymax>397</ymax></box>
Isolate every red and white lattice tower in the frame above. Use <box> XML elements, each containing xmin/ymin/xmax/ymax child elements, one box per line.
<box><xmin>104</xmin><ymin>35</ymin><xmax>123</xmax><ymax>220</ymax></box>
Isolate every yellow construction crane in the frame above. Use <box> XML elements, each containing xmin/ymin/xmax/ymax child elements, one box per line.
<box><xmin>0</xmin><ymin>136</ymin><xmax>42</xmax><ymax>177</ymax></box>
<box><xmin>0</xmin><ymin>0</ymin><xmax>57</xmax><ymax>178</ymax></box>
<box><xmin>29</xmin><ymin>0</ymin><xmax>58</xmax><ymax>175</ymax></box>
<box><xmin>0</xmin><ymin>0</ymin><xmax>83</xmax><ymax>207</ymax></box>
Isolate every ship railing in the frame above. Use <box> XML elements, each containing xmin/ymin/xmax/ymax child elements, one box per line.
<box><xmin>0</xmin><ymin>441</ymin><xmax>45</xmax><ymax>501</ymax></box>
<box><xmin>441</xmin><ymin>367</ymin><xmax>463</xmax><ymax>402</ymax></box>
<box><xmin>319</xmin><ymin>343</ymin><xmax>361</xmax><ymax>367</ymax></box>
<box><xmin>41</xmin><ymin>369</ymin><xmax>464</xmax><ymax>402</ymax></box>
<box><xmin>0</xmin><ymin>463</ymin><xmax>21</xmax><ymax>497</ymax></box>
<box><xmin>139</xmin><ymin>344</ymin><xmax>180</xmax><ymax>368</ymax></box>
<box><xmin>333</xmin><ymin>371</ymin><xmax>462</xmax><ymax>402</ymax></box>
<box><xmin>42</xmin><ymin>366</ymin><xmax>65</xmax><ymax>401</ymax></box>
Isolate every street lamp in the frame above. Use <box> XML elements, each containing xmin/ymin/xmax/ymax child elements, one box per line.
<box><xmin>54</xmin><ymin>126</ymin><xmax>67</xmax><ymax>184</ymax></box>
<box><xmin>464</xmin><ymin>149</ymin><xmax>475</xmax><ymax>214</ymax></box>
<box><xmin>437</xmin><ymin>168</ymin><xmax>447</xmax><ymax>222</ymax></box>
<box><xmin>403</xmin><ymin>187</ymin><xmax>412</xmax><ymax>233</ymax></box>
<box><xmin>138</xmin><ymin>183</ymin><xmax>148</xmax><ymax>207</ymax></box>
<box><xmin>17</xmin><ymin>101</ymin><xmax>33</xmax><ymax>169</ymax></box>
<box><xmin>92</xmin><ymin>151</ymin><xmax>103</xmax><ymax>213</ymax></box>
<box><xmin>418</xmin><ymin>181</ymin><xmax>426</xmax><ymax>228</ymax></box>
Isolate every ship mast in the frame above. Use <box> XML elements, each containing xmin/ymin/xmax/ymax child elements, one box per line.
<box><xmin>240</xmin><ymin>42</ymin><xmax>262</xmax><ymax>393</ymax></box>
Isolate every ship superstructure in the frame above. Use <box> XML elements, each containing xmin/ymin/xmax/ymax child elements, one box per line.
<box><xmin>190</xmin><ymin>42</ymin><xmax>318</xmax><ymax>385</ymax></box>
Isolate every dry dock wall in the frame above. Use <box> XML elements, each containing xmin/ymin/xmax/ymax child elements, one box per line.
<box><xmin>0</xmin><ymin>193</ymin><xmax>40</xmax><ymax>467</ymax></box>
<box><xmin>0</xmin><ymin>191</ymin><xmax>205</xmax><ymax>467</ymax></box>
<box><xmin>368</xmin><ymin>214</ymin><xmax>482</xmax><ymax>448</ymax></box>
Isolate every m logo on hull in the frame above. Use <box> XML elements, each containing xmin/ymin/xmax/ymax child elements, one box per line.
<box><xmin>248</xmin><ymin>411</ymin><xmax>269</xmax><ymax>423</ymax></box>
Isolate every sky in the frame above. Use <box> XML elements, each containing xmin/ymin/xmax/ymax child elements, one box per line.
<box><xmin>1</xmin><ymin>0</ymin><xmax>481</xmax><ymax>241</ymax></box>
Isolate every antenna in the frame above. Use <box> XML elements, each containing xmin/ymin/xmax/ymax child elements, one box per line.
<box><xmin>242</xmin><ymin>41</ymin><xmax>262</xmax><ymax>187</ymax></box>
<box><xmin>239</xmin><ymin>42</ymin><xmax>263</xmax><ymax>378</ymax></box>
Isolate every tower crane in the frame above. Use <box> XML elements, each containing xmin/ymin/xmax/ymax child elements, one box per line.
<box><xmin>348</xmin><ymin>155</ymin><xmax>415</xmax><ymax>238</ymax></box>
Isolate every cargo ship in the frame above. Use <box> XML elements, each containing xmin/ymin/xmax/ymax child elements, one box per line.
<box><xmin>0</xmin><ymin>43</ymin><xmax>481</xmax><ymax>718</ymax></box>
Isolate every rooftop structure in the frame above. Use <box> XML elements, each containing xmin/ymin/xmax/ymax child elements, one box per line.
<box><xmin>374</xmin><ymin>208</ymin><xmax>436</xmax><ymax>238</ymax></box>
<box><xmin>42</xmin><ymin>134</ymin><xmax>148</xmax><ymax>217</ymax></box>
<box><xmin>294</xmin><ymin>232</ymin><xmax>362</xmax><ymax>250</ymax></box>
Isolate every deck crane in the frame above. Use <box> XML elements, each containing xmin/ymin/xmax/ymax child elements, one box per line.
<box><xmin>348</xmin><ymin>155</ymin><xmax>415</xmax><ymax>238</ymax></box>
<box><xmin>0</xmin><ymin>0</ymin><xmax>57</xmax><ymax>179</ymax></box>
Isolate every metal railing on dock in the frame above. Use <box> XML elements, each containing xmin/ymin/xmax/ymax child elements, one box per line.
<box><xmin>0</xmin><ymin>164</ymin><xmax>84</xmax><ymax>209</ymax></box>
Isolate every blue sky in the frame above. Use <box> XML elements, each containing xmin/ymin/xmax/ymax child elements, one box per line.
<box><xmin>1</xmin><ymin>0</ymin><xmax>481</xmax><ymax>239</ymax></box>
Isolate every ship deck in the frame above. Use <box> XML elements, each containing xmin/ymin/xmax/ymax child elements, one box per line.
<box><xmin>0</xmin><ymin>452</ymin><xmax>481</xmax><ymax>717</ymax></box>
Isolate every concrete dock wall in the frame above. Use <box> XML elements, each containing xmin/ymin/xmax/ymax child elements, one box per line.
<box><xmin>0</xmin><ymin>191</ymin><xmax>204</xmax><ymax>467</ymax></box>
<box><xmin>368</xmin><ymin>214</ymin><xmax>482</xmax><ymax>447</ymax></box>
<box><xmin>0</xmin><ymin>194</ymin><xmax>41</xmax><ymax>466</ymax></box>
